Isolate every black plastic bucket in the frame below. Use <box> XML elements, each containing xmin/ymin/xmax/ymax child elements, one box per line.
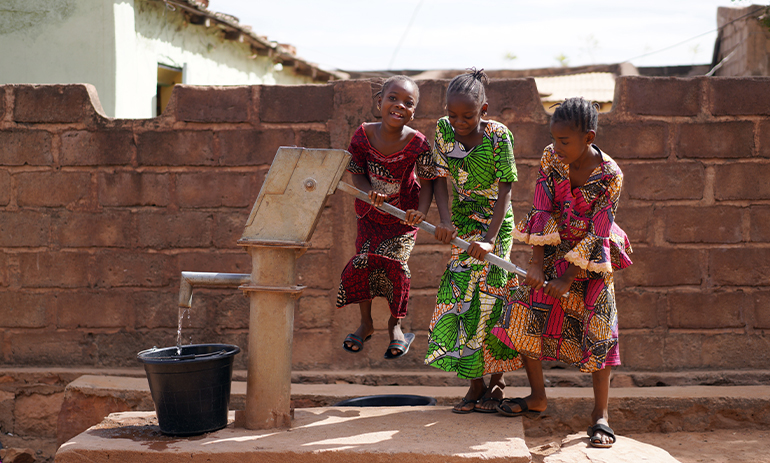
<box><xmin>137</xmin><ymin>343</ymin><xmax>240</xmax><ymax>436</ymax></box>
<box><xmin>333</xmin><ymin>394</ymin><xmax>437</xmax><ymax>407</ymax></box>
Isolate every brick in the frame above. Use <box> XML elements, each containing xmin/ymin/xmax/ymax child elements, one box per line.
<box><xmin>0</xmin><ymin>86</ymin><xmax>4</xmax><ymax>119</ymax></box>
<box><xmin>617</xmin><ymin>332</ymin><xmax>663</xmax><ymax>370</ymax></box>
<box><xmin>53</xmin><ymin>211</ymin><xmax>134</xmax><ymax>247</ymax></box>
<box><xmin>751</xmin><ymin>206</ymin><xmax>770</xmax><ymax>242</ymax></box>
<box><xmin>677</xmin><ymin>122</ymin><xmax>754</xmax><ymax>158</ymax></box>
<box><xmin>308</xmin><ymin>208</ymin><xmax>335</xmax><ymax>250</ymax></box>
<box><xmin>615</xmin><ymin>205</ymin><xmax>652</xmax><ymax>245</ymax></box>
<box><xmin>260</xmin><ymin>85</ymin><xmax>334</xmax><ymax>123</ymax></box>
<box><xmin>616</xmin><ymin>247</ymin><xmax>702</xmax><ymax>287</ymax></box>
<box><xmin>17</xmin><ymin>171</ymin><xmax>91</xmax><ymax>207</ymax></box>
<box><xmin>132</xmin><ymin>290</ymin><xmax>180</xmax><ymax>329</ymax></box>
<box><xmin>709</xmin><ymin>77</ymin><xmax>770</xmax><ymax>116</ymax></box>
<box><xmin>206</xmin><ymin>292</ymin><xmax>249</xmax><ymax>330</ymax></box>
<box><xmin>486</xmin><ymin>78</ymin><xmax>545</xmax><ymax>122</ymax></box>
<box><xmin>414</xmin><ymin>80</ymin><xmax>448</xmax><ymax>120</ymax></box>
<box><xmin>297</xmin><ymin>129</ymin><xmax>331</xmax><ymax>149</ymax></box>
<box><xmin>296</xmin><ymin>295</ymin><xmax>334</xmax><ymax>329</ymax></box>
<box><xmin>662</xmin><ymin>333</ymin><xmax>704</xmax><ymax>370</ymax></box>
<box><xmin>0</xmin><ymin>291</ymin><xmax>50</xmax><ymax>328</ymax></box>
<box><xmin>94</xmin><ymin>331</ymin><xmax>178</xmax><ymax>367</ymax></box>
<box><xmin>7</xmin><ymin>330</ymin><xmax>96</xmax><ymax>365</ymax></box>
<box><xmin>19</xmin><ymin>252</ymin><xmax>92</xmax><ymax>288</ymax></box>
<box><xmin>510</xmin><ymin>162</ymin><xmax>538</xmax><ymax>203</ymax></box>
<box><xmin>13</xmin><ymin>84</ymin><xmax>97</xmax><ymax>123</ymax></box>
<box><xmin>60</xmin><ymin>130</ymin><xmax>134</xmax><ymax>166</ymax></box>
<box><xmin>0</xmin><ymin>130</ymin><xmax>53</xmax><ymax>166</ymax></box>
<box><xmin>175</xmin><ymin>171</ymin><xmax>261</xmax><ymax>208</ymax></box>
<box><xmin>213</xmin><ymin>210</ymin><xmax>251</xmax><ymax>248</ymax></box>
<box><xmin>715</xmin><ymin>163</ymin><xmax>770</xmax><ymax>200</ymax></box>
<box><xmin>330</xmin><ymin>80</ymin><xmax>380</xmax><ymax>148</ymax></box>
<box><xmin>0</xmin><ymin>252</ymin><xmax>6</xmax><ymax>287</ymax></box>
<box><xmin>14</xmin><ymin>392</ymin><xmax>65</xmax><ymax>438</ymax></box>
<box><xmin>0</xmin><ymin>390</ymin><xmax>13</xmax><ymax>434</ymax></box>
<box><xmin>0</xmin><ymin>211</ymin><xmax>51</xmax><ymax>247</ymax></box>
<box><xmin>760</xmin><ymin>120</ymin><xmax>770</xmax><ymax>158</ymax></box>
<box><xmin>409</xmin><ymin>249</ymin><xmax>450</xmax><ymax>290</ymax></box>
<box><xmin>136</xmin><ymin>131</ymin><xmax>214</xmax><ymax>166</ymax></box>
<box><xmin>709</xmin><ymin>247</ymin><xmax>770</xmax><ymax>286</ymax></box>
<box><xmin>292</xmin><ymin>330</ymin><xmax>335</xmax><ymax>369</ymax></box>
<box><xmin>661</xmin><ymin>206</ymin><xmax>743</xmax><ymax>243</ymax></box>
<box><xmin>218</xmin><ymin>129</ymin><xmax>295</xmax><ymax>165</ymax></box>
<box><xmin>667</xmin><ymin>290</ymin><xmax>746</xmax><ymax>329</ymax></box>
<box><xmin>622</xmin><ymin>162</ymin><xmax>705</xmax><ymax>200</ymax></box>
<box><xmin>404</xmin><ymin>292</ymin><xmax>437</xmax><ymax>332</ymax></box>
<box><xmin>0</xmin><ymin>170</ymin><xmax>9</xmax><ymax>206</ymax></box>
<box><xmin>296</xmin><ymin>251</ymin><xmax>336</xmax><ymax>290</ymax></box>
<box><xmin>505</xmin><ymin>123</ymin><xmax>551</xmax><ymax>160</ymax></box>
<box><xmin>56</xmin><ymin>290</ymin><xmax>132</xmax><ymax>329</ymax></box>
<box><xmin>700</xmin><ymin>333</ymin><xmax>770</xmax><ymax>369</ymax></box>
<box><xmin>616</xmin><ymin>76</ymin><xmax>701</xmax><ymax>116</ymax></box>
<box><xmin>598</xmin><ymin>123</ymin><xmax>668</xmax><ymax>159</ymax></box>
<box><xmin>752</xmin><ymin>291</ymin><xmax>770</xmax><ymax>329</ymax></box>
<box><xmin>92</xmin><ymin>251</ymin><xmax>172</xmax><ymax>288</ymax></box>
<box><xmin>616</xmin><ymin>289</ymin><xmax>662</xmax><ymax>329</ymax></box>
<box><xmin>137</xmin><ymin>211</ymin><xmax>212</xmax><ymax>248</ymax></box>
<box><xmin>98</xmin><ymin>171</ymin><xmax>170</xmax><ymax>207</ymax></box>
<box><xmin>175</xmin><ymin>251</ymin><xmax>250</xmax><ymax>275</ymax></box>
<box><xmin>173</xmin><ymin>85</ymin><xmax>251</xmax><ymax>122</ymax></box>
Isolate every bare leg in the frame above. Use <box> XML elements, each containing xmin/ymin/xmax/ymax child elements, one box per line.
<box><xmin>453</xmin><ymin>377</ymin><xmax>487</xmax><ymax>413</ymax></box>
<box><xmin>387</xmin><ymin>314</ymin><xmax>405</xmax><ymax>356</ymax></box>
<box><xmin>343</xmin><ymin>300</ymin><xmax>374</xmax><ymax>352</ymax></box>
<box><xmin>502</xmin><ymin>356</ymin><xmax>548</xmax><ymax>413</ymax></box>
<box><xmin>590</xmin><ymin>366</ymin><xmax>613</xmax><ymax>445</ymax></box>
<box><xmin>475</xmin><ymin>373</ymin><xmax>506</xmax><ymax>411</ymax></box>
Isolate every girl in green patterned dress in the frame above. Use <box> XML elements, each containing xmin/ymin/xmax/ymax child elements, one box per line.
<box><xmin>421</xmin><ymin>69</ymin><xmax>522</xmax><ymax>413</ymax></box>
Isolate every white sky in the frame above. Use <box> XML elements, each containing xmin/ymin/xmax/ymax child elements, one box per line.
<box><xmin>210</xmin><ymin>0</ymin><xmax>762</xmax><ymax>72</ymax></box>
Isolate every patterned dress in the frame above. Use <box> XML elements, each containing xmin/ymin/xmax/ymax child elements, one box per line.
<box><xmin>336</xmin><ymin>124</ymin><xmax>433</xmax><ymax>319</ymax></box>
<box><xmin>491</xmin><ymin>144</ymin><xmax>633</xmax><ymax>373</ymax></box>
<box><xmin>424</xmin><ymin>117</ymin><xmax>522</xmax><ymax>379</ymax></box>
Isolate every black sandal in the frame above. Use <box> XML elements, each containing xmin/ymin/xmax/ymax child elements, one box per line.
<box><xmin>588</xmin><ymin>423</ymin><xmax>616</xmax><ymax>448</ymax></box>
<box><xmin>495</xmin><ymin>397</ymin><xmax>542</xmax><ymax>417</ymax></box>
<box><xmin>474</xmin><ymin>397</ymin><xmax>502</xmax><ymax>413</ymax></box>
<box><xmin>451</xmin><ymin>397</ymin><xmax>478</xmax><ymax>414</ymax></box>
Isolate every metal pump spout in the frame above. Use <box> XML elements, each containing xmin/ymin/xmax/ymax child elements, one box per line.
<box><xmin>178</xmin><ymin>271</ymin><xmax>251</xmax><ymax>308</ymax></box>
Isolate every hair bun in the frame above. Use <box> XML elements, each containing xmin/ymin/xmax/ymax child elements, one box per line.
<box><xmin>467</xmin><ymin>67</ymin><xmax>488</xmax><ymax>84</ymax></box>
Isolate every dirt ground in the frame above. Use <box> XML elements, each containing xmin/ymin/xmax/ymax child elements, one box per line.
<box><xmin>527</xmin><ymin>429</ymin><xmax>770</xmax><ymax>463</ymax></box>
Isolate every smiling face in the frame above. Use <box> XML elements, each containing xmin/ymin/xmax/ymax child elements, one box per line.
<box><xmin>378</xmin><ymin>80</ymin><xmax>417</xmax><ymax>128</ymax></box>
<box><xmin>446</xmin><ymin>93</ymin><xmax>487</xmax><ymax>137</ymax></box>
<box><xmin>549</xmin><ymin>120</ymin><xmax>596</xmax><ymax>166</ymax></box>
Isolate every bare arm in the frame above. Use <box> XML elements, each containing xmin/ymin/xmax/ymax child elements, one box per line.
<box><xmin>467</xmin><ymin>181</ymin><xmax>512</xmax><ymax>259</ymax></box>
<box><xmin>351</xmin><ymin>173</ymin><xmax>386</xmax><ymax>207</ymax></box>
<box><xmin>432</xmin><ymin>177</ymin><xmax>457</xmax><ymax>243</ymax></box>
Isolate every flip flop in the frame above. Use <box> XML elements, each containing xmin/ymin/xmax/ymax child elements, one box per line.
<box><xmin>383</xmin><ymin>333</ymin><xmax>415</xmax><ymax>359</ymax></box>
<box><xmin>588</xmin><ymin>423</ymin><xmax>616</xmax><ymax>448</ymax></box>
<box><xmin>342</xmin><ymin>333</ymin><xmax>371</xmax><ymax>353</ymax></box>
<box><xmin>474</xmin><ymin>397</ymin><xmax>502</xmax><ymax>413</ymax></box>
<box><xmin>495</xmin><ymin>397</ymin><xmax>542</xmax><ymax>417</ymax></box>
<box><xmin>451</xmin><ymin>397</ymin><xmax>478</xmax><ymax>414</ymax></box>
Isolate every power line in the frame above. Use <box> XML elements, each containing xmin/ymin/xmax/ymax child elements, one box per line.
<box><xmin>622</xmin><ymin>4</ymin><xmax>768</xmax><ymax>63</ymax></box>
<box><xmin>388</xmin><ymin>0</ymin><xmax>426</xmax><ymax>70</ymax></box>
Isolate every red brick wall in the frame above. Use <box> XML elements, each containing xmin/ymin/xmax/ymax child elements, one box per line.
<box><xmin>0</xmin><ymin>78</ymin><xmax>768</xmax><ymax>372</ymax></box>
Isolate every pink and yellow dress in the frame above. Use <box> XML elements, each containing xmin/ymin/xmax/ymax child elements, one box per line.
<box><xmin>492</xmin><ymin>144</ymin><xmax>632</xmax><ymax>372</ymax></box>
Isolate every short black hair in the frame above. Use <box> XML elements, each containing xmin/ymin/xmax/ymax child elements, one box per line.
<box><xmin>550</xmin><ymin>97</ymin><xmax>600</xmax><ymax>133</ymax></box>
<box><xmin>375</xmin><ymin>75</ymin><xmax>420</xmax><ymax>103</ymax></box>
<box><xmin>446</xmin><ymin>68</ymin><xmax>488</xmax><ymax>107</ymax></box>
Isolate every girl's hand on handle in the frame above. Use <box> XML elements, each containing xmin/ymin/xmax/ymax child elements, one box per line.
<box><xmin>403</xmin><ymin>209</ymin><xmax>426</xmax><ymax>226</ymax></box>
<box><xmin>524</xmin><ymin>261</ymin><xmax>546</xmax><ymax>290</ymax></box>
<box><xmin>467</xmin><ymin>240</ymin><xmax>494</xmax><ymax>261</ymax></box>
<box><xmin>368</xmin><ymin>190</ymin><xmax>387</xmax><ymax>207</ymax></box>
<box><xmin>434</xmin><ymin>222</ymin><xmax>457</xmax><ymax>244</ymax></box>
<box><xmin>543</xmin><ymin>275</ymin><xmax>574</xmax><ymax>299</ymax></box>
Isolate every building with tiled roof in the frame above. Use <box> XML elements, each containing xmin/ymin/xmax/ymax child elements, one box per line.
<box><xmin>0</xmin><ymin>0</ymin><xmax>345</xmax><ymax>118</ymax></box>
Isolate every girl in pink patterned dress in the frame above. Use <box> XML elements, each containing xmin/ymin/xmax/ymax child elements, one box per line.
<box><xmin>491</xmin><ymin>97</ymin><xmax>632</xmax><ymax>448</ymax></box>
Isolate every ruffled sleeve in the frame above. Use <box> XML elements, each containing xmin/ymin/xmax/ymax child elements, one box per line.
<box><xmin>512</xmin><ymin>146</ymin><xmax>561</xmax><ymax>246</ymax></box>
<box><xmin>564</xmin><ymin>159</ymin><xmax>632</xmax><ymax>274</ymax></box>
<box><xmin>346</xmin><ymin>125</ymin><xmax>367</xmax><ymax>175</ymax></box>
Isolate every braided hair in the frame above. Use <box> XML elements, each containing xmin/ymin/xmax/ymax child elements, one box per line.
<box><xmin>375</xmin><ymin>75</ymin><xmax>420</xmax><ymax>103</ymax></box>
<box><xmin>550</xmin><ymin>97</ymin><xmax>600</xmax><ymax>133</ymax></box>
<box><xmin>446</xmin><ymin>68</ymin><xmax>488</xmax><ymax>107</ymax></box>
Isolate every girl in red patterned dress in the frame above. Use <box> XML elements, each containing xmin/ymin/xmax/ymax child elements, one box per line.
<box><xmin>337</xmin><ymin>76</ymin><xmax>434</xmax><ymax>359</ymax></box>
<box><xmin>491</xmin><ymin>97</ymin><xmax>632</xmax><ymax>447</ymax></box>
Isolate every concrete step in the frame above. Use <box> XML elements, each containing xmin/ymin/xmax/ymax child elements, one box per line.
<box><xmin>57</xmin><ymin>374</ymin><xmax>770</xmax><ymax>447</ymax></box>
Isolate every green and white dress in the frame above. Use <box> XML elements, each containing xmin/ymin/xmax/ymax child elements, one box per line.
<box><xmin>424</xmin><ymin>117</ymin><xmax>522</xmax><ymax>379</ymax></box>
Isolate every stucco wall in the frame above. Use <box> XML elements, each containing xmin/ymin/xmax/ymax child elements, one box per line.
<box><xmin>0</xmin><ymin>78</ymin><xmax>769</xmax><ymax>373</ymax></box>
<box><xmin>0</xmin><ymin>0</ymin><xmax>318</xmax><ymax>119</ymax></box>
